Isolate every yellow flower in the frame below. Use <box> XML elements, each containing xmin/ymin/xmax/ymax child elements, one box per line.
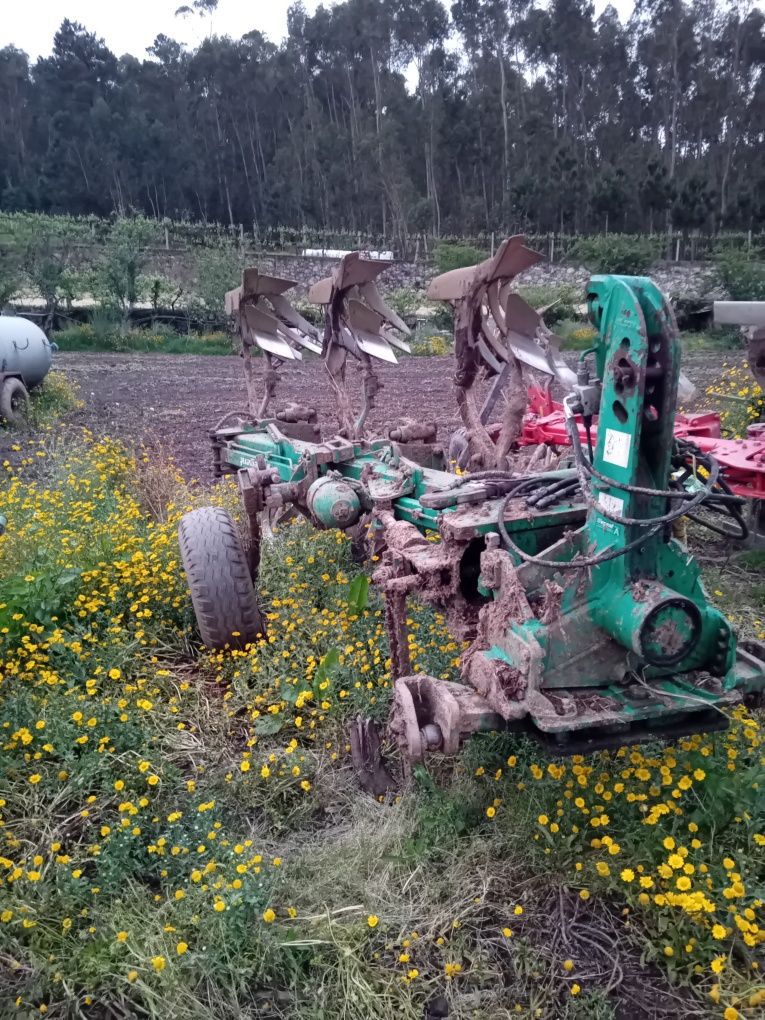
<box><xmin>570</xmin><ymin>983</ymin><xmax>581</xmax><ymax>996</ymax></box>
<box><xmin>116</xmin><ymin>931</ymin><xmax>128</xmax><ymax>942</ymax></box>
<box><xmin>367</xmin><ymin>915</ymin><xmax>379</xmax><ymax>928</ymax></box>
<box><xmin>620</xmin><ymin>869</ymin><xmax>635</xmax><ymax>882</ymax></box>
<box><xmin>28</xmin><ymin>774</ymin><xmax>41</xmax><ymax>785</ymax></box>
<box><xmin>444</xmin><ymin>961</ymin><xmax>462</xmax><ymax>978</ymax></box>
<box><xmin>151</xmin><ymin>956</ymin><xmax>165</xmax><ymax>972</ymax></box>
<box><xmin>263</xmin><ymin>908</ymin><xmax>276</xmax><ymax>923</ymax></box>
<box><xmin>213</xmin><ymin>899</ymin><xmax>225</xmax><ymax>912</ymax></box>
<box><xmin>502</xmin><ymin>927</ymin><xmax>513</xmax><ymax>937</ymax></box>
<box><xmin>486</xmin><ymin>806</ymin><xmax>496</xmax><ymax>819</ymax></box>
<box><xmin>723</xmin><ymin>1008</ymin><xmax>739</xmax><ymax>1020</ymax></box>
<box><xmin>563</xmin><ymin>959</ymin><xmax>574</xmax><ymax>972</ymax></box>
<box><xmin>176</xmin><ymin>942</ymin><xmax>188</xmax><ymax>955</ymax></box>
<box><xmin>127</xmin><ymin>971</ymin><xmax>138</xmax><ymax>983</ymax></box>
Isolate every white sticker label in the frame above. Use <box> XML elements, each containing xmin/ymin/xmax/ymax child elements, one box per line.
<box><xmin>603</xmin><ymin>428</ymin><xmax>632</xmax><ymax>468</ymax></box>
<box><xmin>598</xmin><ymin>492</ymin><xmax>625</xmax><ymax>517</ymax></box>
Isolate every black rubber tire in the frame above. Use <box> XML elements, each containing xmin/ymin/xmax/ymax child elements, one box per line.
<box><xmin>178</xmin><ymin>506</ymin><xmax>265</xmax><ymax>649</ymax></box>
<box><xmin>0</xmin><ymin>378</ymin><xmax>30</xmax><ymax>426</ymax></box>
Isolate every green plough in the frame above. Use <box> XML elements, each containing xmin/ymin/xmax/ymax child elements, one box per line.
<box><xmin>180</xmin><ymin>248</ymin><xmax>765</xmax><ymax>771</ymax></box>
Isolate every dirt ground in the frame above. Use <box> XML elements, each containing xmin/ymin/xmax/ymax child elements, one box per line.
<box><xmin>33</xmin><ymin>352</ymin><xmax>465</xmax><ymax>480</ymax></box>
<box><xmin>17</xmin><ymin>346</ymin><xmax>727</xmax><ymax>482</ymax></box>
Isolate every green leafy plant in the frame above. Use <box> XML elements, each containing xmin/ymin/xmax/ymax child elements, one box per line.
<box><xmin>15</xmin><ymin>218</ymin><xmax>78</xmax><ymax>329</ymax></box>
<box><xmin>409</xmin><ymin>329</ymin><xmax>452</xmax><ymax>356</ymax></box>
<box><xmin>94</xmin><ymin>218</ymin><xmax>157</xmax><ymax>327</ymax></box>
<box><xmin>0</xmin><ymin>243</ymin><xmax>22</xmax><ymax>307</ymax></box>
<box><xmin>433</xmin><ymin>242</ymin><xmax>487</xmax><ymax>274</ymax></box>
<box><xmin>187</xmin><ymin>244</ymin><xmax>243</xmax><ymax>324</ymax></box>
<box><xmin>28</xmin><ymin>371</ymin><xmax>82</xmax><ymax>427</ymax></box>
<box><xmin>516</xmin><ymin>284</ymin><xmax>582</xmax><ymax>325</ymax></box>
<box><xmin>53</xmin><ymin>320</ymin><xmax>233</xmax><ymax>354</ymax></box>
<box><xmin>714</xmin><ymin>252</ymin><xmax>765</xmax><ymax>300</ymax></box>
<box><xmin>385</xmin><ymin>287</ymin><xmax>422</xmax><ymax>321</ymax></box>
<box><xmin>567</xmin><ymin>235</ymin><xmax>662</xmax><ymax>275</ymax></box>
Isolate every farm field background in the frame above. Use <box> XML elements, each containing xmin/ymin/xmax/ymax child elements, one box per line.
<box><xmin>0</xmin><ymin>343</ymin><xmax>763</xmax><ymax>1020</ymax></box>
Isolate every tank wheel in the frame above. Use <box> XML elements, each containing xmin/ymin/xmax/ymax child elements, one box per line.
<box><xmin>0</xmin><ymin>378</ymin><xmax>30</xmax><ymax>426</ymax></box>
<box><xmin>178</xmin><ymin>506</ymin><xmax>266</xmax><ymax>649</ymax></box>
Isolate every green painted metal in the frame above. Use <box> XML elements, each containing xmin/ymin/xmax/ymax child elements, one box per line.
<box><xmin>584</xmin><ymin>276</ymin><xmax>733</xmax><ymax>679</ymax></box>
<box><xmin>460</xmin><ymin>274</ymin><xmax>758</xmax><ymax>742</ymax></box>
<box><xmin>306</xmin><ymin>476</ymin><xmax>362</xmax><ymax>528</ymax></box>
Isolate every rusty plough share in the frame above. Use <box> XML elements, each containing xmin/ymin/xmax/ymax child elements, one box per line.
<box><xmin>308</xmin><ymin>251</ymin><xmax>412</xmax><ymax>439</ymax></box>
<box><xmin>428</xmin><ymin>235</ymin><xmax>576</xmax><ymax>472</ymax></box>
<box><xmin>181</xmin><ymin>240</ymin><xmax>765</xmax><ymax>785</ymax></box>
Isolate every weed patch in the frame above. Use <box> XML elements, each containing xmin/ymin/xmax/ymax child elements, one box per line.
<box><xmin>0</xmin><ymin>435</ymin><xmax>763</xmax><ymax>1018</ymax></box>
<box><xmin>54</xmin><ymin>322</ymin><xmax>235</xmax><ymax>355</ymax></box>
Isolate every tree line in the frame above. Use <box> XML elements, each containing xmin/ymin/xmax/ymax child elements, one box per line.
<box><xmin>0</xmin><ymin>0</ymin><xmax>763</xmax><ymax>251</ymax></box>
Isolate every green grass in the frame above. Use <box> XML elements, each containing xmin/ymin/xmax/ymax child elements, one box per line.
<box><xmin>680</xmin><ymin>327</ymin><xmax>746</xmax><ymax>353</ymax></box>
<box><xmin>556</xmin><ymin>318</ymin><xmax>598</xmax><ymax>351</ymax></box>
<box><xmin>0</xmin><ymin>371</ymin><xmax>81</xmax><ymax>433</ymax></box>
<box><xmin>54</xmin><ymin>322</ymin><xmax>235</xmax><ymax>355</ymax></box>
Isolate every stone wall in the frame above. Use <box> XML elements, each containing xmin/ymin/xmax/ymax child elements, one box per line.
<box><xmin>254</xmin><ymin>253</ymin><xmax>432</xmax><ymax>295</ymax></box>
<box><xmin>129</xmin><ymin>247</ymin><xmax>727</xmax><ymax>301</ymax></box>
<box><xmin>258</xmin><ymin>253</ymin><xmax>723</xmax><ymax>301</ymax></box>
<box><xmin>514</xmin><ymin>260</ymin><xmax>722</xmax><ymax>300</ymax></box>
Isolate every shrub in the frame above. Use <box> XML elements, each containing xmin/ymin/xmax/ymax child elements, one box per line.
<box><xmin>714</xmin><ymin>252</ymin><xmax>765</xmax><ymax>300</ymax></box>
<box><xmin>53</xmin><ymin>320</ymin><xmax>234</xmax><ymax>355</ymax></box>
<box><xmin>0</xmin><ymin>244</ymin><xmax>22</xmax><ymax>307</ymax></box>
<box><xmin>28</xmin><ymin>371</ymin><xmax>82</xmax><ymax>426</ymax></box>
<box><xmin>409</xmin><ymin>330</ymin><xmax>452</xmax><ymax>356</ymax></box>
<box><xmin>187</xmin><ymin>244</ymin><xmax>243</xmax><ymax>324</ymax></box>
<box><xmin>433</xmin><ymin>242</ymin><xmax>488</xmax><ymax>274</ymax></box>
<box><xmin>557</xmin><ymin>321</ymin><xmax>598</xmax><ymax>351</ymax></box>
<box><xmin>704</xmin><ymin>358</ymin><xmax>764</xmax><ymax>438</ymax></box>
<box><xmin>94</xmin><ymin>218</ymin><xmax>157</xmax><ymax>324</ymax></box>
<box><xmin>567</xmin><ymin>235</ymin><xmax>662</xmax><ymax>275</ymax></box>
<box><xmin>143</xmin><ymin>274</ymin><xmax>183</xmax><ymax>311</ymax></box>
<box><xmin>516</xmin><ymin>284</ymin><xmax>582</xmax><ymax>326</ymax></box>
<box><xmin>386</xmin><ymin>287</ymin><xmax>422</xmax><ymax>321</ymax></box>
<box><xmin>292</xmin><ymin>297</ymin><xmax>323</xmax><ymax>328</ymax></box>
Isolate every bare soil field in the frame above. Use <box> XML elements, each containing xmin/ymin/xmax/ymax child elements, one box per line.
<box><xmin>17</xmin><ymin>346</ymin><xmax>727</xmax><ymax>481</ymax></box>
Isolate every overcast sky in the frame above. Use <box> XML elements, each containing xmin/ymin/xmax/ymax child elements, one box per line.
<box><xmin>3</xmin><ymin>0</ymin><xmax>641</xmax><ymax>61</ymax></box>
